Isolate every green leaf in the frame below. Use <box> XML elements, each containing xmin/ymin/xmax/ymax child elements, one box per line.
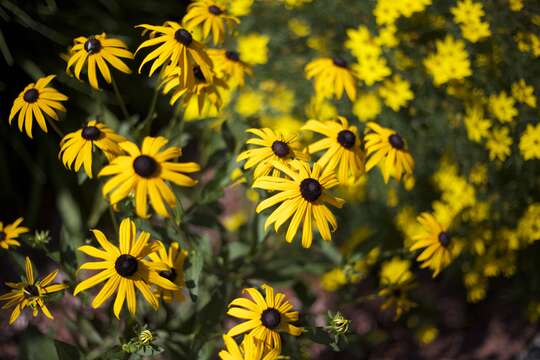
<box><xmin>184</xmin><ymin>248</ymin><xmax>204</xmax><ymax>302</ymax></box>
<box><xmin>54</xmin><ymin>340</ymin><xmax>83</xmax><ymax>360</ymax></box>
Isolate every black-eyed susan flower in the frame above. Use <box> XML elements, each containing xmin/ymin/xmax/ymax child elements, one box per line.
<box><xmin>410</xmin><ymin>212</ymin><xmax>455</xmax><ymax>277</ymax></box>
<box><xmin>0</xmin><ymin>257</ymin><xmax>67</xmax><ymax>325</ymax></box>
<box><xmin>237</xmin><ymin>128</ymin><xmax>309</xmax><ymax>179</ymax></box>
<box><xmin>219</xmin><ymin>334</ymin><xmax>280</xmax><ymax>360</ymax></box>
<box><xmin>253</xmin><ymin>161</ymin><xmax>344</xmax><ymax>248</ymax></box>
<box><xmin>66</xmin><ymin>33</ymin><xmax>133</xmax><ymax>90</ymax></box>
<box><xmin>305</xmin><ymin>57</ymin><xmax>357</xmax><ymax>101</ymax></box>
<box><xmin>377</xmin><ymin>257</ymin><xmax>416</xmax><ymax>319</ymax></box>
<box><xmin>59</xmin><ymin>120</ymin><xmax>126</xmax><ymax>178</ymax></box>
<box><xmin>364</xmin><ymin>122</ymin><xmax>414</xmax><ymax>183</ymax></box>
<box><xmin>147</xmin><ymin>241</ymin><xmax>187</xmax><ymax>303</ymax></box>
<box><xmin>136</xmin><ymin>21</ymin><xmax>213</xmax><ymax>89</ymax></box>
<box><xmin>161</xmin><ymin>66</ymin><xmax>228</xmax><ymax>114</ymax></box>
<box><xmin>208</xmin><ymin>49</ymin><xmax>253</xmax><ymax>87</ymax></box>
<box><xmin>183</xmin><ymin>0</ymin><xmax>240</xmax><ymax>45</ymax></box>
<box><xmin>302</xmin><ymin>116</ymin><xmax>365</xmax><ymax>184</ymax></box>
<box><xmin>227</xmin><ymin>284</ymin><xmax>303</xmax><ymax>350</ymax></box>
<box><xmin>74</xmin><ymin>218</ymin><xmax>178</xmax><ymax>318</ymax></box>
<box><xmin>0</xmin><ymin>217</ymin><xmax>29</xmax><ymax>250</ymax></box>
<box><xmin>99</xmin><ymin>136</ymin><xmax>200</xmax><ymax>218</ymax></box>
<box><xmin>8</xmin><ymin>75</ymin><xmax>67</xmax><ymax>138</ymax></box>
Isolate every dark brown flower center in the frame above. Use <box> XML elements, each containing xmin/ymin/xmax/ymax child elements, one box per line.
<box><xmin>208</xmin><ymin>5</ymin><xmax>223</xmax><ymax>15</ymax></box>
<box><xmin>133</xmin><ymin>155</ymin><xmax>158</xmax><ymax>178</ymax></box>
<box><xmin>84</xmin><ymin>37</ymin><xmax>102</xmax><ymax>54</ymax></box>
<box><xmin>225</xmin><ymin>50</ymin><xmax>240</xmax><ymax>62</ymax></box>
<box><xmin>23</xmin><ymin>89</ymin><xmax>39</xmax><ymax>103</ymax></box>
<box><xmin>81</xmin><ymin>125</ymin><xmax>101</xmax><ymax>140</ymax></box>
<box><xmin>261</xmin><ymin>308</ymin><xmax>281</xmax><ymax>329</ymax></box>
<box><xmin>193</xmin><ymin>66</ymin><xmax>206</xmax><ymax>82</ymax></box>
<box><xmin>115</xmin><ymin>254</ymin><xmax>139</xmax><ymax>277</ymax></box>
<box><xmin>388</xmin><ymin>134</ymin><xmax>405</xmax><ymax>150</ymax></box>
<box><xmin>271</xmin><ymin>141</ymin><xmax>290</xmax><ymax>158</ymax></box>
<box><xmin>337</xmin><ymin>130</ymin><xmax>356</xmax><ymax>149</ymax></box>
<box><xmin>159</xmin><ymin>268</ymin><xmax>177</xmax><ymax>282</ymax></box>
<box><xmin>0</xmin><ymin>231</ymin><xmax>5</xmax><ymax>241</ymax></box>
<box><xmin>332</xmin><ymin>57</ymin><xmax>348</xmax><ymax>68</ymax></box>
<box><xmin>300</xmin><ymin>178</ymin><xmax>322</xmax><ymax>202</ymax></box>
<box><xmin>175</xmin><ymin>29</ymin><xmax>193</xmax><ymax>46</ymax></box>
<box><xmin>438</xmin><ymin>231</ymin><xmax>451</xmax><ymax>247</ymax></box>
<box><xmin>24</xmin><ymin>285</ymin><xmax>40</xmax><ymax>297</ymax></box>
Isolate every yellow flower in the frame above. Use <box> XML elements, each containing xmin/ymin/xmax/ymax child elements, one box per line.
<box><xmin>305</xmin><ymin>57</ymin><xmax>357</xmax><ymax>100</ymax></box>
<box><xmin>219</xmin><ymin>334</ymin><xmax>280</xmax><ymax>360</ymax></box>
<box><xmin>228</xmin><ymin>0</ymin><xmax>254</xmax><ymax>16</ymax></box>
<box><xmin>364</xmin><ymin>122</ymin><xmax>415</xmax><ymax>183</ymax></box>
<box><xmin>183</xmin><ymin>0</ymin><xmax>240</xmax><ymax>45</ymax></box>
<box><xmin>320</xmin><ymin>268</ymin><xmax>347</xmax><ymax>292</ymax></box>
<box><xmin>226</xmin><ymin>284</ymin><xmax>303</xmax><ymax>350</ymax></box>
<box><xmin>99</xmin><ymin>136</ymin><xmax>200</xmax><ymax>218</ymax></box>
<box><xmin>74</xmin><ymin>218</ymin><xmax>178</xmax><ymax>318</ymax></box>
<box><xmin>519</xmin><ymin>123</ymin><xmax>540</xmax><ymax>160</ymax></box>
<box><xmin>353</xmin><ymin>56</ymin><xmax>391</xmax><ymax>86</ymax></box>
<box><xmin>416</xmin><ymin>325</ymin><xmax>438</xmax><ymax>345</ymax></box>
<box><xmin>379</xmin><ymin>257</ymin><xmax>413</xmax><ymax>286</ymax></box>
<box><xmin>9</xmin><ymin>75</ymin><xmax>67</xmax><ymax>138</ymax></box>
<box><xmin>305</xmin><ymin>96</ymin><xmax>338</xmax><ymax>121</ymax></box>
<box><xmin>59</xmin><ymin>120</ymin><xmax>126</xmax><ymax>178</ymax></box>
<box><xmin>0</xmin><ymin>257</ymin><xmax>67</xmax><ymax>324</ymax></box>
<box><xmin>237</xmin><ymin>128</ymin><xmax>308</xmax><ymax>179</ymax></box>
<box><xmin>378</xmin><ymin>257</ymin><xmax>416</xmax><ymax>319</ymax></box>
<box><xmin>509</xmin><ymin>0</ymin><xmax>523</xmax><ymax>11</ymax></box>
<box><xmin>288</xmin><ymin>18</ymin><xmax>310</xmax><ymax>38</ymax></box>
<box><xmin>147</xmin><ymin>241</ymin><xmax>187</xmax><ymax>303</ymax></box>
<box><xmin>375</xmin><ymin>24</ymin><xmax>398</xmax><ymax>48</ymax></box>
<box><xmin>451</xmin><ymin>0</ymin><xmax>485</xmax><ymax>24</ymax></box>
<box><xmin>489</xmin><ymin>91</ymin><xmax>517</xmax><ymax>123</ymax></box>
<box><xmin>463</xmin><ymin>103</ymin><xmax>491</xmax><ymax>142</ymax></box>
<box><xmin>378</xmin><ymin>75</ymin><xmax>414</xmax><ymax>111</ymax></box>
<box><xmin>238</xmin><ymin>33</ymin><xmax>269</xmax><ymax>65</ymax></box>
<box><xmin>353</xmin><ymin>92</ymin><xmax>381</xmax><ymax>122</ymax></box>
<box><xmin>261</xmin><ymin>115</ymin><xmax>304</xmax><ymax>135</ymax></box>
<box><xmin>302</xmin><ymin>116</ymin><xmax>365</xmax><ymax>184</ymax></box>
<box><xmin>208</xmin><ymin>49</ymin><xmax>253</xmax><ymax>87</ymax></box>
<box><xmin>66</xmin><ymin>33</ymin><xmax>133</xmax><ymax>90</ymax></box>
<box><xmin>411</xmin><ymin>212</ymin><xmax>455</xmax><ymax>277</ymax></box>
<box><xmin>236</xmin><ymin>91</ymin><xmax>264</xmax><ymax>117</ymax></box>
<box><xmin>253</xmin><ymin>161</ymin><xmax>344</xmax><ymax>248</ymax></box>
<box><xmin>161</xmin><ymin>66</ymin><xmax>228</xmax><ymax>114</ymax></box>
<box><xmin>424</xmin><ymin>36</ymin><xmax>471</xmax><ymax>86</ymax></box>
<box><xmin>485</xmin><ymin>127</ymin><xmax>512</xmax><ymax>161</ymax></box>
<box><xmin>512</xmin><ymin>79</ymin><xmax>537</xmax><ymax>108</ymax></box>
<box><xmin>460</xmin><ymin>20</ymin><xmax>491</xmax><ymax>43</ymax></box>
<box><xmin>136</xmin><ymin>22</ymin><xmax>213</xmax><ymax>89</ymax></box>
<box><xmin>0</xmin><ymin>217</ymin><xmax>28</xmax><ymax>250</ymax></box>
<box><xmin>517</xmin><ymin>203</ymin><xmax>540</xmax><ymax>243</ymax></box>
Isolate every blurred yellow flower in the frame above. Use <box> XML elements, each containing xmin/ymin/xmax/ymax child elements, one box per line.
<box><xmin>489</xmin><ymin>91</ymin><xmax>517</xmax><ymax>123</ymax></box>
<box><xmin>238</xmin><ymin>33</ymin><xmax>269</xmax><ymax>65</ymax></box>
<box><xmin>353</xmin><ymin>92</ymin><xmax>381</xmax><ymax>122</ymax></box>
<box><xmin>378</xmin><ymin>75</ymin><xmax>414</xmax><ymax>111</ymax></box>
<box><xmin>424</xmin><ymin>36</ymin><xmax>471</xmax><ymax>86</ymax></box>
<box><xmin>236</xmin><ymin>90</ymin><xmax>264</xmax><ymax>117</ymax></box>
<box><xmin>512</xmin><ymin>79</ymin><xmax>537</xmax><ymax>108</ymax></box>
<box><xmin>519</xmin><ymin>123</ymin><xmax>540</xmax><ymax>160</ymax></box>
<box><xmin>288</xmin><ymin>18</ymin><xmax>310</xmax><ymax>37</ymax></box>
<box><xmin>485</xmin><ymin>127</ymin><xmax>512</xmax><ymax>161</ymax></box>
<box><xmin>321</xmin><ymin>268</ymin><xmax>347</xmax><ymax>292</ymax></box>
<box><xmin>463</xmin><ymin>103</ymin><xmax>491</xmax><ymax>143</ymax></box>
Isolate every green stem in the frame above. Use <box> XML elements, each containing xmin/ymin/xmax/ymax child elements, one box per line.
<box><xmin>109</xmin><ymin>206</ymin><xmax>118</xmax><ymax>233</ymax></box>
<box><xmin>47</xmin><ymin>118</ymin><xmax>64</xmax><ymax>138</ymax></box>
<box><xmin>111</xmin><ymin>76</ymin><xmax>129</xmax><ymax>120</ymax></box>
<box><xmin>142</xmin><ymin>67</ymin><xmax>166</xmax><ymax>136</ymax></box>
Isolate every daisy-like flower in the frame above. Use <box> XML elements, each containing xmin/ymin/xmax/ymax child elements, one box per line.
<box><xmin>99</xmin><ymin>136</ymin><xmax>200</xmax><ymax>218</ymax></box>
<box><xmin>302</xmin><ymin>116</ymin><xmax>365</xmax><ymax>184</ymax></box>
<box><xmin>183</xmin><ymin>0</ymin><xmax>240</xmax><ymax>45</ymax></box>
<box><xmin>0</xmin><ymin>257</ymin><xmax>67</xmax><ymax>325</ymax></box>
<box><xmin>74</xmin><ymin>218</ymin><xmax>178</xmax><ymax>318</ymax></box>
<box><xmin>161</xmin><ymin>66</ymin><xmax>228</xmax><ymax>114</ymax></box>
<box><xmin>305</xmin><ymin>57</ymin><xmax>357</xmax><ymax>101</ymax></box>
<box><xmin>147</xmin><ymin>241</ymin><xmax>187</xmax><ymax>303</ymax></box>
<box><xmin>59</xmin><ymin>120</ymin><xmax>126</xmax><ymax>178</ymax></box>
<box><xmin>227</xmin><ymin>284</ymin><xmax>303</xmax><ymax>350</ymax></box>
<box><xmin>377</xmin><ymin>257</ymin><xmax>416</xmax><ymax>319</ymax></box>
<box><xmin>364</xmin><ymin>122</ymin><xmax>414</xmax><ymax>183</ymax></box>
<box><xmin>410</xmin><ymin>212</ymin><xmax>455</xmax><ymax>277</ymax></box>
<box><xmin>208</xmin><ymin>49</ymin><xmax>253</xmax><ymax>87</ymax></box>
<box><xmin>237</xmin><ymin>128</ymin><xmax>309</xmax><ymax>179</ymax></box>
<box><xmin>520</xmin><ymin>123</ymin><xmax>540</xmax><ymax>160</ymax></box>
<box><xmin>9</xmin><ymin>75</ymin><xmax>67</xmax><ymax>138</ymax></box>
<box><xmin>136</xmin><ymin>21</ymin><xmax>213</xmax><ymax>89</ymax></box>
<box><xmin>219</xmin><ymin>334</ymin><xmax>280</xmax><ymax>360</ymax></box>
<box><xmin>0</xmin><ymin>217</ymin><xmax>29</xmax><ymax>250</ymax></box>
<box><xmin>253</xmin><ymin>161</ymin><xmax>344</xmax><ymax>248</ymax></box>
<box><xmin>66</xmin><ymin>33</ymin><xmax>133</xmax><ymax>90</ymax></box>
